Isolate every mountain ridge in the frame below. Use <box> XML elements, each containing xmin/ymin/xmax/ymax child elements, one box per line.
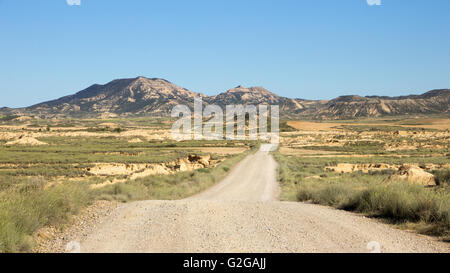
<box><xmin>1</xmin><ymin>76</ymin><xmax>449</xmax><ymax>120</ymax></box>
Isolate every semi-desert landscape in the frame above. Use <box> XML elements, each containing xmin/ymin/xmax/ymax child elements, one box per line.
<box><xmin>1</xmin><ymin>4</ymin><xmax>450</xmax><ymax>271</ymax></box>
<box><xmin>0</xmin><ymin>77</ymin><xmax>448</xmax><ymax>253</ymax></box>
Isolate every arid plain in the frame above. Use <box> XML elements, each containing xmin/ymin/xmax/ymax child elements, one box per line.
<box><xmin>0</xmin><ymin>115</ymin><xmax>448</xmax><ymax>252</ymax></box>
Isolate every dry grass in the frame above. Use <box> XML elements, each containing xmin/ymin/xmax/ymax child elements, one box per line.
<box><xmin>279</xmin><ymin>147</ymin><xmax>340</xmax><ymax>156</ymax></box>
<box><xmin>0</xmin><ymin>117</ymin><xmax>257</xmax><ymax>252</ymax></box>
<box><xmin>274</xmin><ymin>153</ymin><xmax>450</xmax><ymax>240</ymax></box>
<box><xmin>0</xmin><ymin>178</ymin><xmax>92</xmax><ymax>252</ymax></box>
<box><xmin>95</xmin><ymin>151</ymin><xmax>251</xmax><ymax>202</ymax></box>
<box><xmin>0</xmin><ymin>148</ymin><xmax>252</xmax><ymax>253</ymax></box>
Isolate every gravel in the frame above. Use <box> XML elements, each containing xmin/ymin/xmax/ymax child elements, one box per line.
<box><xmin>33</xmin><ymin>201</ymin><xmax>119</xmax><ymax>253</ymax></box>
<box><xmin>36</xmin><ymin>150</ymin><xmax>449</xmax><ymax>253</ymax></box>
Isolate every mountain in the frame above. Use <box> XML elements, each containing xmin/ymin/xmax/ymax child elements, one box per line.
<box><xmin>16</xmin><ymin>77</ymin><xmax>204</xmax><ymax>118</ymax></box>
<box><xmin>205</xmin><ymin>85</ymin><xmax>307</xmax><ymax>118</ymax></box>
<box><xmin>1</xmin><ymin>77</ymin><xmax>449</xmax><ymax>120</ymax></box>
<box><xmin>206</xmin><ymin>86</ymin><xmax>281</xmax><ymax>106</ymax></box>
<box><xmin>308</xmin><ymin>90</ymin><xmax>450</xmax><ymax>119</ymax></box>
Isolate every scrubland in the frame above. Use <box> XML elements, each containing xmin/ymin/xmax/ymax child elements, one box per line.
<box><xmin>0</xmin><ymin>115</ymin><xmax>449</xmax><ymax>251</ymax></box>
<box><xmin>0</xmin><ymin>117</ymin><xmax>254</xmax><ymax>252</ymax></box>
<box><xmin>277</xmin><ymin>117</ymin><xmax>449</xmax><ymax>241</ymax></box>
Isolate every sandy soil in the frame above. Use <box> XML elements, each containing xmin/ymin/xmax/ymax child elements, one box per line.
<box><xmin>287</xmin><ymin>121</ymin><xmax>342</xmax><ymax>131</ymax></box>
<box><xmin>5</xmin><ymin>136</ymin><xmax>48</xmax><ymax>146</ymax></box>
<box><xmin>286</xmin><ymin>118</ymin><xmax>450</xmax><ymax>131</ymax></box>
<box><xmin>73</xmin><ymin>147</ymin><xmax>448</xmax><ymax>253</ymax></box>
<box><xmin>167</xmin><ymin>147</ymin><xmax>248</xmax><ymax>155</ymax></box>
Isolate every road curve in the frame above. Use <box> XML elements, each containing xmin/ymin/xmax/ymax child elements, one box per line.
<box><xmin>187</xmin><ymin>149</ymin><xmax>279</xmax><ymax>202</ymax></box>
<box><xmin>79</xmin><ymin>148</ymin><xmax>448</xmax><ymax>253</ymax></box>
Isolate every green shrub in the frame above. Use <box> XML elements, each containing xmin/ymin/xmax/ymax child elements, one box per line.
<box><xmin>345</xmin><ymin>182</ymin><xmax>449</xmax><ymax>232</ymax></box>
<box><xmin>433</xmin><ymin>169</ymin><xmax>450</xmax><ymax>186</ymax></box>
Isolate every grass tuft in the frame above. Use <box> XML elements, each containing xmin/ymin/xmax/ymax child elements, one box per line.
<box><xmin>0</xmin><ymin>179</ymin><xmax>92</xmax><ymax>252</ymax></box>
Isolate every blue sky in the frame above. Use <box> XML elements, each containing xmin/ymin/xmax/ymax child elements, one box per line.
<box><xmin>0</xmin><ymin>0</ymin><xmax>449</xmax><ymax>107</ymax></box>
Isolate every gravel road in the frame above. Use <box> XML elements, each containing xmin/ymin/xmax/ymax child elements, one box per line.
<box><xmin>77</xmin><ymin>148</ymin><xmax>448</xmax><ymax>253</ymax></box>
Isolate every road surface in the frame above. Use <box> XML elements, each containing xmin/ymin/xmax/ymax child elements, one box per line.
<box><xmin>79</xmin><ymin>147</ymin><xmax>448</xmax><ymax>253</ymax></box>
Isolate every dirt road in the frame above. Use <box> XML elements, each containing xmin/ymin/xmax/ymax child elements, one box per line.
<box><xmin>79</xmin><ymin>147</ymin><xmax>448</xmax><ymax>253</ymax></box>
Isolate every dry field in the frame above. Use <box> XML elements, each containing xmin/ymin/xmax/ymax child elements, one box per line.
<box><xmin>278</xmin><ymin>117</ymin><xmax>449</xmax><ymax>241</ymax></box>
<box><xmin>0</xmin><ymin>117</ymin><xmax>251</xmax><ymax>184</ymax></box>
<box><xmin>0</xmin><ymin>116</ymin><xmax>253</xmax><ymax>252</ymax></box>
<box><xmin>0</xmin><ymin>115</ymin><xmax>448</xmax><ymax>252</ymax></box>
<box><xmin>287</xmin><ymin>118</ymin><xmax>450</xmax><ymax>131</ymax></box>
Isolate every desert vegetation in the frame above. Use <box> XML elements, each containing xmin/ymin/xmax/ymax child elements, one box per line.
<box><xmin>1</xmin><ymin>114</ymin><xmax>449</xmax><ymax>251</ymax></box>
<box><xmin>276</xmin><ymin>118</ymin><xmax>449</xmax><ymax>241</ymax></box>
<box><xmin>0</xmin><ymin>150</ymin><xmax>251</xmax><ymax>252</ymax></box>
<box><xmin>0</xmin><ymin>117</ymin><xmax>255</xmax><ymax>252</ymax></box>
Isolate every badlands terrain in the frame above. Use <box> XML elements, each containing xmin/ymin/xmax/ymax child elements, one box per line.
<box><xmin>1</xmin><ymin>76</ymin><xmax>449</xmax><ymax>119</ymax></box>
<box><xmin>0</xmin><ymin>78</ymin><xmax>449</xmax><ymax>252</ymax></box>
<box><xmin>0</xmin><ymin>114</ymin><xmax>448</xmax><ymax>252</ymax></box>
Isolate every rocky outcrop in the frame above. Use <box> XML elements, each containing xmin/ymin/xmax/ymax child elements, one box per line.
<box><xmin>88</xmin><ymin>154</ymin><xmax>220</xmax><ymax>189</ymax></box>
<box><xmin>324</xmin><ymin>163</ymin><xmax>437</xmax><ymax>186</ymax></box>
<box><xmin>325</xmin><ymin>163</ymin><xmax>395</xmax><ymax>173</ymax></box>
<box><xmin>388</xmin><ymin>164</ymin><xmax>436</xmax><ymax>186</ymax></box>
<box><xmin>88</xmin><ymin>155</ymin><xmax>218</xmax><ymax>177</ymax></box>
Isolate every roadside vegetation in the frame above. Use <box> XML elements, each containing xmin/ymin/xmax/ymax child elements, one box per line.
<box><xmin>1</xmin><ymin>114</ymin><xmax>448</xmax><ymax>251</ymax></box>
<box><xmin>0</xmin><ymin>149</ymin><xmax>251</xmax><ymax>252</ymax></box>
<box><xmin>95</xmin><ymin>151</ymin><xmax>249</xmax><ymax>202</ymax></box>
<box><xmin>0</xmin><ymin>136</ymin><xmax>254</xmax><ymax>178</ymax></box>
<box><xmin>0</xmin><ymin>178</ymin><xmax>92</xmax><ymax>252</ymax></box>
<box><xmin>0</xmin><ymin>117</ymin><xmax>256</xmax><ymax>252</ymax></box>
<box><xmin>274</xmin><ymin>153</ymin><xmax>450</xmax><ymax>241</ymax></box>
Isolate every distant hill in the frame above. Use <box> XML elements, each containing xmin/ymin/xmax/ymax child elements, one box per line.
<box><xmin>308</xmin><ymin>89</ymin><xmax>450</xmax><ymax>119</ymax></box>
<box><xmin>19</xmin><ymin>77</ymin><xmax>204</xmax><ymax>118</ymax></box>
<box><xmin>1</xmin><ymin>77</ymin><xmax>448</xmax><ymax>120</ymax></box>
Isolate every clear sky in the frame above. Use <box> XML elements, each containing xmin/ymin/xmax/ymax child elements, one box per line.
<box><xmin>0</xmin><ymin>0</ymin><xmax>449</xmax><ymax>107</ymax></box>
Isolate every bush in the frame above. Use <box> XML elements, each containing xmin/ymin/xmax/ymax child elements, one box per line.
<box><xmin>345</xmin><ymin>182</ymin><xmax>449</xmax><ymax>232</ymax></box>
<box><xmin>434</xmin><ymin>169</ymin><xmax>450</xmax><ymax>186</ymax></box>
